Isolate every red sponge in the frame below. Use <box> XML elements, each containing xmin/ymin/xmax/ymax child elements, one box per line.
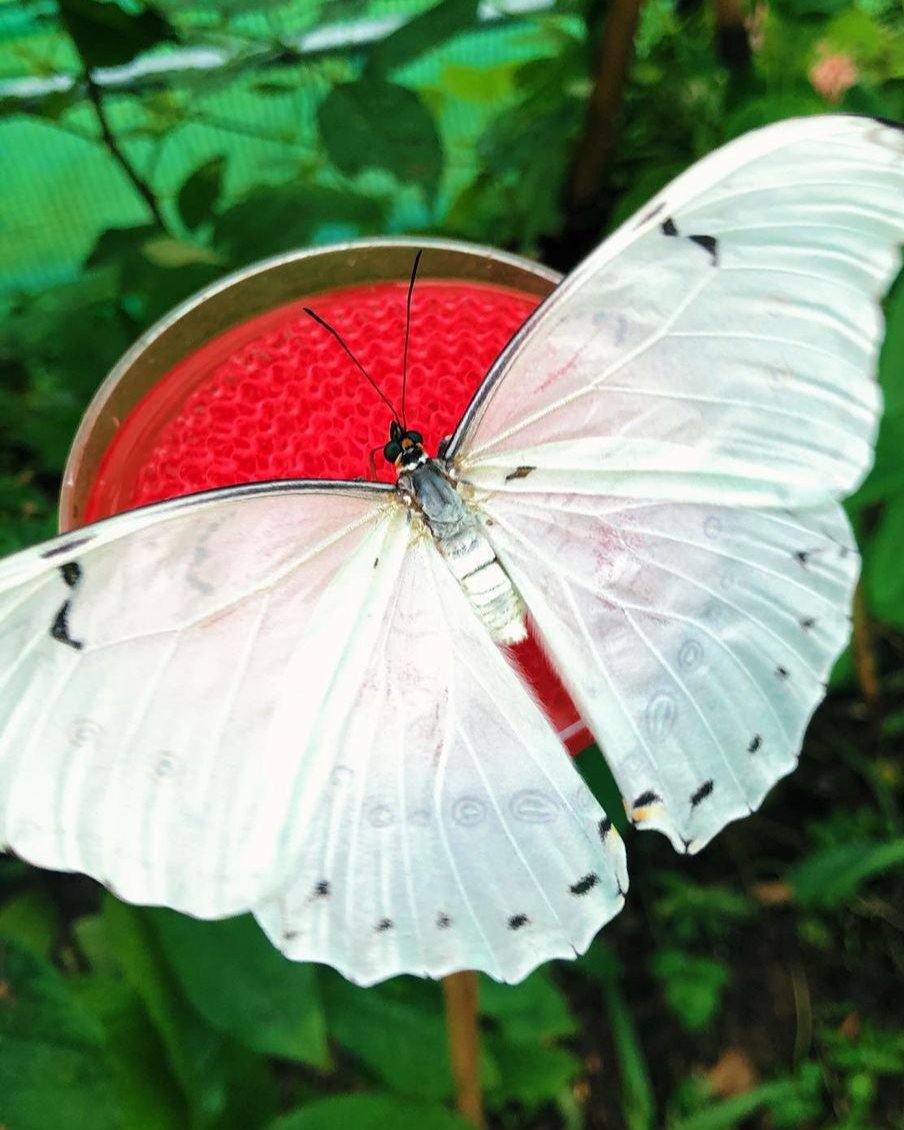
<box><xmin>87</xmin><ymin>277</ymin><xmax>590</xmax><ymax>753</ymax></box>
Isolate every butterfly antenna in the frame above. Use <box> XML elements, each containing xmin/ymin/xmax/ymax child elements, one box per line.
<box><xmin>303</xmin><ymin>306</ymin><xmax>401</xmax><ymax>425</ymax></box>
<box><xmin>400</xmin><ymin>248</ymin><xmax>423</xmax><ymax>429</ymax></box>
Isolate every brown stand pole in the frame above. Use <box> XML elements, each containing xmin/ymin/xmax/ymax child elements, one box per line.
<box><xmin>442</xmin><ymin>970</ymin><xmax>485</xmax><ymax>1128</ymax></box>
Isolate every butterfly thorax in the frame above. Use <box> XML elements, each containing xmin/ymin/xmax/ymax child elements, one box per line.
<box><xmin>397</xmin><ymin>458</ymin><xmax>527</xmax><ymax>646</ymax></box>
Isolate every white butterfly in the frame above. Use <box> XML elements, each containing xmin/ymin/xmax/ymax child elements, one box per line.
<box><xmin>2</xmin><ymin>115</ymin><xmax>902</xmax><ymax>986</ymax></box>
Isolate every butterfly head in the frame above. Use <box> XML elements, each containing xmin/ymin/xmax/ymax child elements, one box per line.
<box><xmin>384</xmin><ymin>420</ymin><xmax>427</xmax><ymax>471</ymax></box>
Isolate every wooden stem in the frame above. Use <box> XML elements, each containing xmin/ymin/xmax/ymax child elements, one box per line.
<box><xmin>442</xmin><ymin>970</ymin><xmax>485</xmax><ymax>1128</ymax></box>
<box><xmin>567</xmin><ymin>0</ymin><xmax>645</xmax><ymax>218</ymax></box>
<box><xmin>852</xmin><ymin>581</ymin><xmax>880</xmax><ymax>705</ymax></box>
<box><xmin>712</xmin><ymin>0</ymin><xmax>752</xmax><ymax>70</ymax></box>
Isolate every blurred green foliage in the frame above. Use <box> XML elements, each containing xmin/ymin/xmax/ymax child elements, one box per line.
<box><xmin>1</xmin><ymin>0</ymin><xmax>903</xmax><ymax>1127</ymax></box>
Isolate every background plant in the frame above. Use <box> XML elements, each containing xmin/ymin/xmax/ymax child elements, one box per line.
<box><xmin>1</xmin><ymin>1</ymin><xmax>903</xmax><ymax>1127</ymax></box>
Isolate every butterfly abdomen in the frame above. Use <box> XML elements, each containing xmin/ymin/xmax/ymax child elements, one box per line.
<box><xmin>399</xmin><ymin>461</ymin><xmax>527</xmax><ymax>646</ymax></box>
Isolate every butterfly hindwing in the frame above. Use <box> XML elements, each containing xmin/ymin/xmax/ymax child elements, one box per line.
<box><xmin>255</xmin><ymin>535</ymin><xmax>626</xmax><ymax>985</ymax></box>
<box><xmin>480</xmin><ymin>492</ymin><xmax>859</xmax><ymax>850</ymax></box>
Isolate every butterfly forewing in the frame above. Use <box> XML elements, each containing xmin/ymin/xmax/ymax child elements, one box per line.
<box><xmin>450</xmin><ymin>116</ymin><xmax>903</xmax><ymax>508</ymax></box>
<box><xmin>0</xmin><ymin>482</ymin><xmax>403</xmax><ymax>915</ymax></box>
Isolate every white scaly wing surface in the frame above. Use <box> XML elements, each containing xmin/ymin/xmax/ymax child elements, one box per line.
<box><xmin>479</xmin><ymin>493</ymin><xmax>858</xmax><ymax>851</ymax></box>
<box><xmin>255</xmin><ymin>535</ymin><xmax>626</xmax><ymax>986</ymax></box>
<box><xmin>449</xmin><ymin>115</ymin><xmax>904</xmax><ymax>508</ymax></box>
<box><xmin>0</xmin><ymin>482</ymin><xmax>403</xmax><ymax>916</ymax></box>
<box><xmin>450</xmin><ymin>114</ymin><xmax>904</xmax><ymax>850</ymax></box>
<box><xmin>0</xmin><ymin>480</ymin><xmax>625</xmax><ymax>983</ymax></box>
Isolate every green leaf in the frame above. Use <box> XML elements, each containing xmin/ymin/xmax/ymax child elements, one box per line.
<box><xmin>75</xmin><ymin>972</ymin><xmax>188</xmax><ymax>1130</ymax></box>
<box><xmin>601</xmin><ymin>974</ymin><xmax>656</xmax><ymax>1130</ymax></box>
<box><xmin>0</xmin><ymin>940</ymin><xmax>120</xmax><ymax>1130</ymax></box>
<box><xmin>864</xmin><ymin>496</ymin><xmax>904</xmax><ymax>627</ymax></box>
<box><xmin>652</xmin><ymin>873</ymin><xmax>753</xmax><ymax>945</ymax></box>
<box><xmin>772</xmin><ymin>0</ymin><xmax>850</xmax><ymax>15</ymax></box>
<box><xmin>485</xmin><ymin>1037</ymin><xmax>580</xmax><ymax>1108</ymax></box>
<box><xmin>321</xmin><ymin>973</ymin><xmax>499</xmax><ymax>1099</ymax></box>
<box><xmin>853</xmin><ymin>271</ymin><xmax>904</xmax><ymax>508</ymax></box>
<box><xmin>823</xmin><ymin>1020</ymin><xmax>904</xmax><ymax>1075</ymax></box>
<box><xmin>140</xmin><ymin>237</ymin><xmax>222</xmax><ymax>268</ymax></box>
<box><xmin>148</xmin><ymin>909</ymin><xmax>329</xmax><ymax>1066</ymax></box>
<box><xmin>84</xmin><ymin>224</ymin><xmax>159</xmax><ymax>270</ymax></box>
<box><xmin>102</xmin><ymin>897</ymin><xmax>230</xmax><ymax>1127</ymax></box>
<box><xmin>0</xmin><ymin>889</ymin><xmax>59</xmax><ymax>958</ymax></box>
<box><xmin>268</xmin><ymin>1093</ymin><xmax>474</xmax><ymax>1130</ymax></box>
<box><xmin>670</xmin><ymin>1067</ymin><xmax>823</xmax><ymax>1130</ymax></box>
<box><xmin>318</xmin><ymin>80</ymin><xmax>443</xmax><ymax>197</ymax></box>
<box><xmin>571</xmin><ymin>944</ymin><xmax>655</xmax><ymax>1129</ymax></box>
<box><xmin>177</xmin><ymin>157</ymin><xmax>227</xmax><ymax>232</ymax></box>
<box><xmin>649</xmin><ymin>949</ymin><xmax>730</xmax><ymax>1032</ymax></box>
<box><xmin>789</xmin><ymin>838</ymin><xmax>904</xmax><ymax>908</ymax></box>
<box><xmin>58</xmin><ymin>0</ymin><xmax>177</xmax><ymax>71</ymax></box>
<box><xmin>366</xmin><ymin>0</ymin><xmax>479</xmax><ymax>76</ymax></box>
<box><xmin>479</xmin><ymin>967</ymin><xmax>577</xmax><ymax>1042</ymax></box>
<box><xmin>213</xmin><ymin>183</ymin><xmax>388</xmax><ymax>266</ymax></box>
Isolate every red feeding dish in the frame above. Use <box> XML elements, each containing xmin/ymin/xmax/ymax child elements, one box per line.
<box><xmin>82</xmin><ymin>274</ymin><xmax>591</xmax><ymax>754</ymax></box>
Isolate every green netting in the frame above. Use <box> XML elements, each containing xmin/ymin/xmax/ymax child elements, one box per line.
<box><xmin>0</xmin><ymin>1</ymin><xmax>570</xmax><ymax>293</ymax></box>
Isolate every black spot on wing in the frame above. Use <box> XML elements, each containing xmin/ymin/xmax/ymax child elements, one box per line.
<box><xmin>660</xmin><ymin>216</ymin><xmax>719</xmax><ymax>264</ymax></box>
<box><xmin>775</xmin><ymin>666</ymin><xmax>790</xmax><ymax>680</ymax></box>
<box><xmin>800</xmin><ymin>617</ymin><xmax>816</xmax><ymax>631</ymax></box>
<box><xmin>61</xmin><ymin>561</ymin><xmax>83</xmax><ymax>587</ymax></box>
<box><xmin>50</xmin><ymin>561</ymin><xmax>86</xmax><ymax>649</ymax></box>
<box><xmin>436</xmin><ymin>912</ymin><xmax>452</xmax><ymax>929</ymax></box>
<box><xmin>748</xmin><ymin>734</ymin><xmax>762</xmax><ymax>754</ymax></box>
<box><xmin>794</xmin><ymin>550</ymin><xmax>810</xmax><ymax>566</ymax></box>
<box><xmin>313</xmin><ymin>880</ymin><xmax>330</xmax><ymax>898</ymax></box>
<box><xmin>508</xmin><ymin>914</ymin><xmax>529</xmax><ymax>931</ymax></box>
<box><xmin>633</xmin><ymin>790</ymin><xmax>660</xmax><ymax>809</ymax></box>
<box><xmin>690</xmin><ymin>779</ymin><xmax>714</xmax><ymax>808</ymax></box>
<box><xmin>570</xmin><ymin>873</ymin><xmax>600</xmax><ymax>896</ymax></box>
<box><xmin>598</xmin><ymin>816</ymin><xmax>612</xmax><ymax>841</ymax></box>
<box><xmin>41</xmin><ymin>535</ymin><xmax>94</xmax><ymax>559</ymax></box>
<box><xmin>50</xmin><ymin>600</ymin><xmax>83</xmax><ymax>651</ymax></box>
<box><xmin>504</xmin><ymin>465</ymin><xmax>536</xmax><ymax>483</ymax></box>
<box><xmin>375</xmin><ymin>918</ymin><xmax>393</xmax><ymax>932</ymax></box>
<box><xmin>689</xmin><ymin>234</ymin><xmax>719</xmax><ymax>264</ymax></box>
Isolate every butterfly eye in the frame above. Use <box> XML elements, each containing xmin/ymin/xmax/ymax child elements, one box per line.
<box><xmin>383</xmin><ymin>441</ymin><xmax>402</xmax><ymax>463</ymax></box>
<box><xmin>407</xmin><ymin>431</ymin><xmax>423</xmax><ymax>445</ymax></box>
